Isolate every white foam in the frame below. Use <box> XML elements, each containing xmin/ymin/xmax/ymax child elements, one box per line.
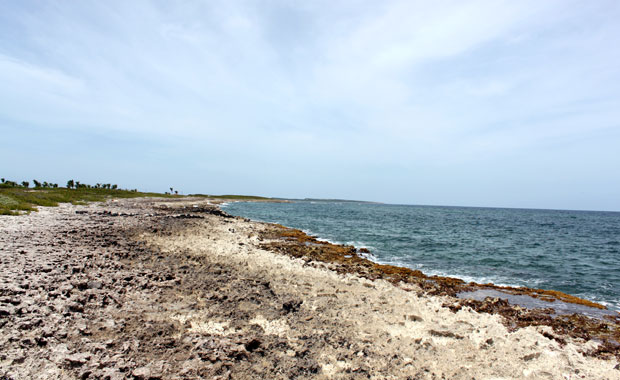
<box><xmin>375</xmin><ymin>258</ymin><xmax>523</xmax><ymax>288</ymax></box>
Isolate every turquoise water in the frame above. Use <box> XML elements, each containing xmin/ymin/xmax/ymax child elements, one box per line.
<box><xmin>222</xmin><ymin>201</ymin><xmax>620</xmax><ymax>312</ymax></box>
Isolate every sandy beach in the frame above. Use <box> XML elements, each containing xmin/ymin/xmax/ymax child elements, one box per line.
<box><xmin>1</xmin><ymin>198</ymin><xmax>619</xmax><ymax>379</ymax></box>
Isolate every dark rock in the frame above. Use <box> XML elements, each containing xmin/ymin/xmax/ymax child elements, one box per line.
<box><xmin>35</xmin><ymin>336</ymin><xmax>48</xmax><ymax>346</ymax></box>
<box><xmin>244</xmin><ymin>338</ymin><xmax>261</xmax><ymax>352</ymax></box>
<box><xmin>0</xmin><ymin>296</ymin><xmax>21</xmax><ymax>305</ymax></box>
<box><xmin>68</xmin><ymin>302</ymin><xmax>84</xmax><ymax>313</ymax></box>
<box><xmin>0</xmin><ymin>306</ymin><xmax>14</xmax><ymax>316</ymax></box>
<box><xmin>283</xmin><ymin>299</ymin><xmax>302</xmax><ymax>313</ymax></box>
<box><xmin>12</xmin><ymin>354</ymin><xmax>26</xmax><ymax>364</ymax></box>
<box><xmin>21</xmin><ymin>337</ymin><xmax>34</xmax><ymax>347</ymax></box>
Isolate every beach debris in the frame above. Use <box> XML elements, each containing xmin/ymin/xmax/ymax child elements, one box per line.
<box><xmin>521</xmin><ymin>352</ymin><xmax>541</xmax><ymax>361</ymax></box>
<box><xmin>429</xmin><ymin>330</ymin><xmax>464</xmax><ymax>340</ymax></box>
<box><xmin>405</xmin><ymin>314</ymin><xmax>423</xmax><ymax>322</ymax></box>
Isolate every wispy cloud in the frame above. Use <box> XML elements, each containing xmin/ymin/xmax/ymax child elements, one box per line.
<box><xmin>1</xmin><ymin>0</ymin><xmax>619</xmax><ymax>209</ymax></box>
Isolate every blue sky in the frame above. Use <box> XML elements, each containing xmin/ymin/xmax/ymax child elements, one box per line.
<box><xmin>1</xmin><ymin>1</ymin><xmax>619</xmax><ymax>210</ymax></box>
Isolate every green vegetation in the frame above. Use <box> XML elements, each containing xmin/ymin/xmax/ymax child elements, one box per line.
<box><xmin>0</xmin><ymin>177</ymin><xmax>276</xmax><ymax>215</ymax></box>
<box><xmin>0</xmin><ymin>178</ymin><xmax>176</xmax><ymax>215</ymax></box>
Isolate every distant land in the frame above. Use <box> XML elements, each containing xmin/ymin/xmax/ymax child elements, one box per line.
<box><xmin>281</xmin><ymin>198</ymin><xmax>383</xmax><ymax>204</ymax></box>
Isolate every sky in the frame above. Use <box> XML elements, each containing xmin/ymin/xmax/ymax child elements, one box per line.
<box><xmin>1</xmin><ymin>1</ymin><xmax>619</xmax><ymax>211</ymax></box>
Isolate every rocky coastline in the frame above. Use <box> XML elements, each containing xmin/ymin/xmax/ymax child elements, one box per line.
<box><xmin>1</xmin><ymin>197</ymin><xmax>619</xmax><ymax>379</ymax></box>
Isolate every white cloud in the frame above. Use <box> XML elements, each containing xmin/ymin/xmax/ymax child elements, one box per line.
<box><xmin>1</xmin><ymin>0</ymin><xmax>619</xmax><ymax>208</ymax></box>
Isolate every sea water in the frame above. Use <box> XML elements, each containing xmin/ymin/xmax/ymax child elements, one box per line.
<box><xmin>222</xmin><ymin>201</ymin><xmax>620</xmax><ymax>312</ymax></box>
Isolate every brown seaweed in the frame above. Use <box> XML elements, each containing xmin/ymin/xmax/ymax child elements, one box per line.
<box><xmin>259</xmin><ymin>224</ymin><xmax>620</xmax><ymax>359</ymax></box>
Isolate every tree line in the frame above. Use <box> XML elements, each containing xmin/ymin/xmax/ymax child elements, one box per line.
<box><xmin>1</xmin><ymin>178</ymin><xmax>119</xmax><ymax>190</ymax></box>
<box><xmin>65</xmin><ymin>179</ymin><xmax>118</xmax><ymax>190</ymax></box>
<box><xmin>1</xmin><ymin>177</ymin><xmax>181</xmax><ymax>194</ymax></box>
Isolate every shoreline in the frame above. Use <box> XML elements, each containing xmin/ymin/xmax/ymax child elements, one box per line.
<box><xmin>254</xmin><ymin>219</ymin><xmax>620</xmax><ymax>353</ymax></box>
<box><xmin>220</xmin><ymin>201</ymin><xmax>619</xmax><ymax>314</ymax></box>
<box><xmin>1</xmin><ymin>197</ymin><xmax>619</xmax><ymax>379</ymax></box>
<box><xmin>274</xmin><ymin>226</ymin><xmax>615</xmax><ymax>312</ymax></box>
<box><xmin>319</xmin><ymin>236</ymin><xmax>619</xmax><ymax>314</ymax></box>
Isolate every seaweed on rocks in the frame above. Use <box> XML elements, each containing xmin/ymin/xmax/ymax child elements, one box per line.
<box><xmin>258</xmin><ymin>223</ymin><xmax>620</xmax><ymax>359</ymax></box>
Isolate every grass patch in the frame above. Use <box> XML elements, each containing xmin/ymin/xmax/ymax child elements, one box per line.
<box><xmin>0</xmin><ymin>187</ymin><xmax>176</xmax><ymax>215</ymax></box>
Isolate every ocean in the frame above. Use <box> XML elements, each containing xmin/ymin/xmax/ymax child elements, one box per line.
<box><xmin>222</xmin><ymin>201</ymin><xmax>620</xmax><ymax>312</ymax></box>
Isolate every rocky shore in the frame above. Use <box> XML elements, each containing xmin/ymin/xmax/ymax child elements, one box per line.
<box><xmin>1</xmin><ymin>198</ymin><xmax>619</xmax><ymax>379</ymax></box>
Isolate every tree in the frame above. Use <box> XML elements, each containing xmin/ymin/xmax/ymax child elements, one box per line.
<box><xmin>112</xmin><ymin>184</ymin><xmax>117</xmax><ymax>190</ymax></box>
<box><xmin>22</xmin><ymin>181</ymin><xmax>29</xmax><ymax>188</ymax></box>
<box><xmin>175</xmin><ymin>190</ymin><xmax>178</xmax><ymax>195</ymax></box>
<box><xmin>1</xmin><ymin>178</ymin><xmax>4</xmax><ymax>183</ymax></box>
<box><xmin>170</xmin><ymin>187</ymin><xmax>174</xmax><ymax>193</ymax></box>
<box><xmin>67</xmin><ymin>179</ymin><xmax>74</xmax><ymax>189</ymax></box>
<box><xmin>33</xmin><ymin>180</ymin><xmax>41</xmax><ymax>188</ymax></box>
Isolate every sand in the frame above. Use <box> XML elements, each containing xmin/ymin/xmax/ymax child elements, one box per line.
<box><xmin>1</xmin><ymin>197</ymin><xmax>618</xmax><ymax>379</ymax></box>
